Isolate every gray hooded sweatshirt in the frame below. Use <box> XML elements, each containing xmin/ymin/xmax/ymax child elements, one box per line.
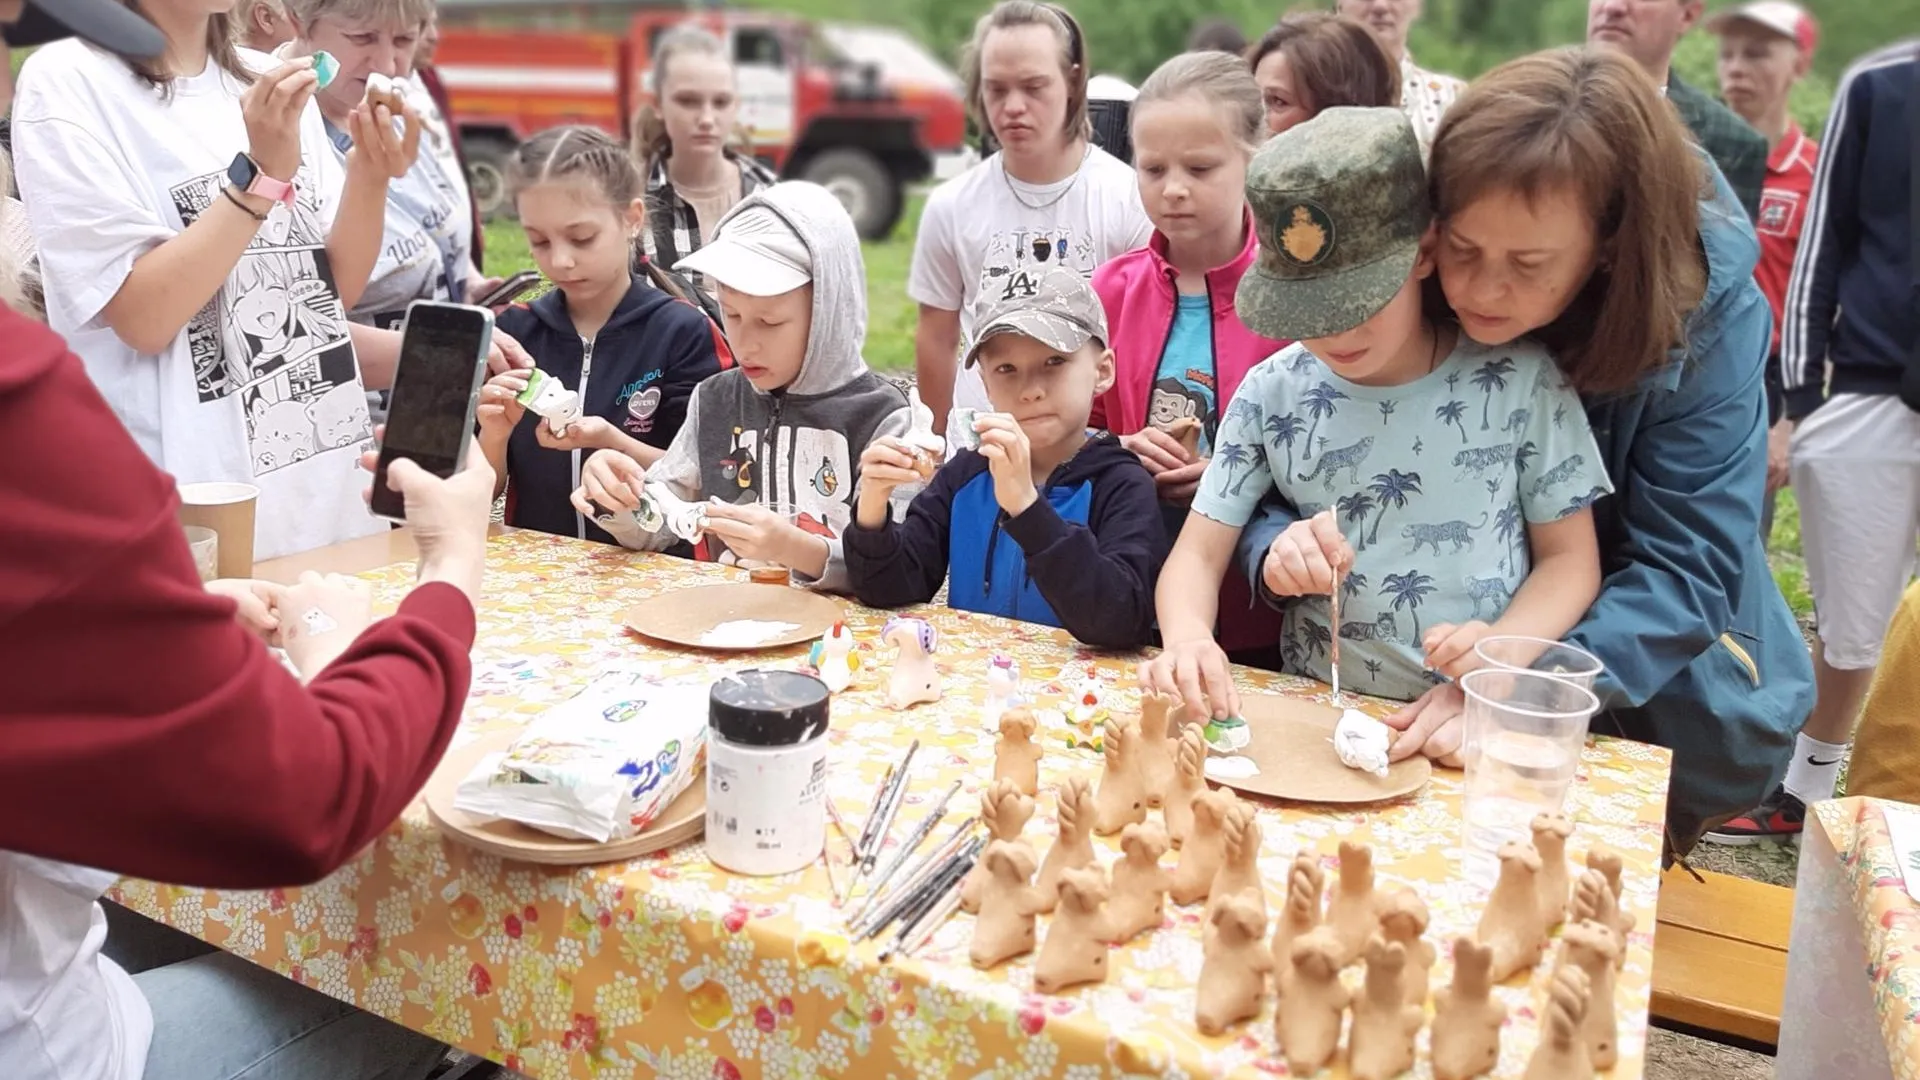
<box><xmin>599</xmin><ymin>182</ymin><xmax>910</xmax><ymax>591</ymax></box>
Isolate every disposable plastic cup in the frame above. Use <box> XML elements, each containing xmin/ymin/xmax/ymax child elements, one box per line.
<box><xmin>1472</xmin><ymin>634</ymin><xmax>1605</xmax><ymax>690</ymax></box>
<box><xmin>1458</xmin><ymin>667</ymin><xmax>1600</xmax><ymax>887</ymax></box>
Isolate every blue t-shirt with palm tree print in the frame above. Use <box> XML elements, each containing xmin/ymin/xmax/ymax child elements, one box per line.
<box><xmin>1193</xmin><ymin>335</ymin><xmax>1612</xmax><ymax>701</ymax></box>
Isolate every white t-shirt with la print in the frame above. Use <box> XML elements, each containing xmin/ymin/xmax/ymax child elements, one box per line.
<box><xmin>14</xmin><ymin>41</ymin><xmax>384</xmax><ymax>562</ymax></box>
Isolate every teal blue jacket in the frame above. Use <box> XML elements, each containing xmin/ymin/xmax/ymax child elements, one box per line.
<box><xmin>1234</xmin><ymin>165</ymin><xmax>1814</xmax><ymax>856</ymax></box>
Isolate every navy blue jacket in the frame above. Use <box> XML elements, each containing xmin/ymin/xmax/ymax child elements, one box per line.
<box><xmin>844</xmin><ymin>433</ymin><xmax>1166</xmax><ymax>648</ymax></box>
<box><xmin>1781</xmin><ymin>42</ymin><xmax>1919</xmax><ymax>418</ymax></box>
<box><xmin>498</xmin><ymin>276</ymin><xmax>729</xmax><ymax>544</ymax></box>
<box><xmin>1235</xmin><ymin>166</ymin><xmax>1814</xmax><ymax>856</ymax></box>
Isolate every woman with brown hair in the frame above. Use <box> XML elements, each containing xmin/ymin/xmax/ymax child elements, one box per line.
<box><xmin>1245</xmin><ymin>12</ymin><xmax>1399</xmax><ymax>137</ymax></box>
<box><xmin>1229</xmin><ymin>47</ymin><xmax>1814</xmax><ymax>857</ymax></box>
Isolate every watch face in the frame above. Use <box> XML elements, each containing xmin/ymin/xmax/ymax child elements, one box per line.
<box><xmin>226</xmin><ymin>153</ymin><xmax>255</xmax><ymax>190</ymax></box>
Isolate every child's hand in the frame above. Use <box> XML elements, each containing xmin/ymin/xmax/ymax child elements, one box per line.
<box><xmin>1121</xmin><ymin>427</ymin><xmax>1197</xmax><ymax>474</ymax></box>
<box><xmin>858</xmin><ymin>437</ymin><xmax>923</xmax><ymax>499</ymax></box>
<box><xmin>1155</xmin><ymin>457</ymin><xmax>1208</xmax><ymax>503</ymax></box>
<box><xmin>486</xmin><ymin>329</ymin><xmax>536</xmax><ymax>375</ymax></box>
<box><xmin>1260</xmin><ymin>511</ymin><xmax>1352</xmax><ymax>598</ymax></box>
<box><xmin>974</xmin><ymin>412</ymin><xmax>1038</xmax><ymax>517</ymax></box>
<box><xmin>535</xmin><ymin>414</ymin><xmax>615</xmax><ymax>452</ymax></box>
<box><xmin>569</xmin><ymin>449</ymin><xmax>646</xmax><ymax>517</ymax></box>
<box><xmin>702</xmin><ymin>502</ymin><xmax>814</xmax><ymax>567</ymax></box>
<box><xmin>1138</xmin><ymin>637</ymin><xmax>1240</xmax><ymax>721</ymax></box>
<box><xmin>205</xmin><ymin>578</ymin><xmax>286</xmax><ymax>644</ymax></box>
<box><xmin>476</xmin><ymin>371</ymin><xmax>528</xmax><ymax>441</ymax></box>
<box><xmin>1422</xmin><ymin>620</ymin><xmax>1494</xmax><ymax>680</ymax></box>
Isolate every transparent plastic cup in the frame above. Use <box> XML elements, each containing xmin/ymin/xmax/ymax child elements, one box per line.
<box><xmin>1472</xmin><ymin>634</ymin><xmax>1605</xmax><ymax>691</ymax></box>
<box><xmin>183</xmin><ymin>525</ymin><xmax>219</xmax><ymax>583</ymax></box>
<box><xmin>1459</xmin><ymin>667</ymin><xmax>1601</xmax><ymax>887</ymax></box>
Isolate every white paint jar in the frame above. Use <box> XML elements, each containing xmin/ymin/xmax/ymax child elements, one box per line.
<box><xmin>705</xmin><ymin>670</ymin><xmax>831</xmax><ymax>876</ymax></box>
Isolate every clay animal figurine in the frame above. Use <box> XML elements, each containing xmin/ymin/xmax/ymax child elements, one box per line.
<box><xmin>1034</xmin><ymin>776</ymin><xmax>1097</xmax><ymax>913</ymax></box>
<box><xmin>1106</xmin><ymin>822</ymin><xmax>1172</xmax><ymax>943</ymax></box>
<box><xmin>1205</xmin><ymin>802</ymin><xmax>1268</xmax><ymax>929</ymax></box>
<box><xmin>1523</xmin><ymin>965</ymin><xmax>1595</xmax><ymax>1080</ymax></box>
<box><xmin>1531</xmin><ymin>812</ymin><xmax>1574</xmax><ymax>928</ymax></box>
<box><xmin>806</xmin><ymin>621</ymin><xmax>858</xmax><ymax>693</ymax></box>
<box><xmin>1569</xmin><ymin>845</ymin><xmax>1636</xmax><ymax>969</ymax></box>
<box><xmin>1431</xmin><ymin>937</ymin><xmax>1508</xmax><ymax>1080</ymax></box>
<box><xmin>1269</xmin><ymin>851</ymin><xmax>1326</xmax><ymax>974</ymax></box>
<box><xmin>881</xmin><ymin>618</ymin><xmax>941</xmax><ymax>710</ymax></box>
<box><xmin>1325</xmin><ymin>840</ymin><xmax>1380</xmax><ymax>967</ymax></box>
<box><xmin>1068</xmin><ymin>664</ymin><xmax>1107</xmax><ymax>729</ymax></box>
<box><xmin>634</xmin><ymin>480</ymin><xmax>709</xmax><ymax>542</ymax></box>
<box><xmin>970</xmin><ymin>841</ymin><xmax>1045</xmax><ymax>969</ymax></box>
<box><xmin>1275</xmin><ymin>927</ymin><xmax>1350</xmax><ymax>1075</ymax></box>
<box><xmin>962</xmin><ymin>780</ymin><xmax>1036</xmax><ymax>913</ymax></box>
<box><xmin>1165</xmin><ymin>416</ymin><xmax>1204</xmax><ymax>457</ymax></box>
<box><xmin>993</xmin><ymin>708</ymin><xmax>1042</xmax><ymax>798</ymax></box>
<box><xmin>1195</xmin><ymin>893</ymin><xmax>1273</xmax><ymax>1036</ymax></box>
<box><xmin>1348</xmin><ymin>937</ymin><xmax>1425</xmax><ymax>1080</ymax></box>
<box><xmin>1377</xmin><ymin>887</ymin><xmax>1437</xmax><ymax>1008</ymax></box>
<box><xmin>1477</xmin><ymin>841</ymin><xmax>1549</xmax><ymax>982</ymax></box>
<box><xmin>1556</xmin><ymin>920</ymin><xmax>1621</xmax><ymax>1069</ymax></box>
<box><xmin>1169</xmin><ymin>788</ymin><xmax>1237</xmax><ymax>906</ymax></box>
<box><xmin>983</xmin><ymin>653</ymin><xmax>1024</xmax><ymax>726</ymax></box>
<box><xmin>1034</xmin><ymin>865</ymin><xmax>1111</xmax><ymax>994</ymax></box>
<box><xmin>1135</xmin><ymin>692</ymin><xmax>1180</xmax><ymax>808</ymax></box>
<box><xmin>1093</xmin><ymin>716</ymin><xmax>1149</xmax><ymax>836</ymax></box>
<box><xmin>1164</xmin><ymin>725</ymin><xmax>1209</xmax><ymax>847</ymax></box>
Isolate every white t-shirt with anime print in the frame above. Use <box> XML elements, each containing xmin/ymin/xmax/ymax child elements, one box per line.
<box><xmin>908</xmin><ymin>145</ymin><xmax>1150</xmax><ymax>452</ymax></box>
<box><xmin>15</xmin><ymin>42</ymin><xmax>383</xmax><ymax>562</ymax></box>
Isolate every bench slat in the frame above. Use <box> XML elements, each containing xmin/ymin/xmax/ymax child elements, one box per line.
<box><xmin>1655</xmin><ymin>866</ymin><xmax>1793</xmax><ymax>951</ymax></box>
<box><xmin>1650</xmin><ymin>914</ymin><xmax>1786</xmax><ymax>1046</ymax></box>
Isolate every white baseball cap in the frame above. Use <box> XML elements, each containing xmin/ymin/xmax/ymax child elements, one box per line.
<box><xmin>1704</xmin><ymin>1</ymin><xmax>1819</xmax><ymax>55</ymax></box>
<box><xmin>674</xmin><ymin>204</ymin><xmax>813</xmax><ymax>297</ymax></box>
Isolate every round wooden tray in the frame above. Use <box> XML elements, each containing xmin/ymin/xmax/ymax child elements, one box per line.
<box><xmin>1203</xmin><ymin>692</ymin><xmax>1433</xmax><ymax>804</ymax></box>
<box><xmin>621</xmin><ymin>582</ymin><xmax>843</xmax><ymax>651</ymax></box>
<box><xmin>425</xmin><ymin>728</ymin><xmax>706</xmax><ymax>865</ymax></box>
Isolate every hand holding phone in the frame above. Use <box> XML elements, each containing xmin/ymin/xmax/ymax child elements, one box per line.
<box><xmin>369</xmin><ymin>301</ymin><xmax>494</xmax><ymax>522</ymax></box>
<box><xmin>473</xmin><ymin>270</ymin><xmax>543</xmax><ymax>309</ymax></box>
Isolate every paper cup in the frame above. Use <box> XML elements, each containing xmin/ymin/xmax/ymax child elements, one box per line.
<box><xmin>177</xmin><ymin>482</ymin><xmax>259</xmax><ymax>580</ymax></box>
<box><xmin>183</xmin><ymin>525</ymin><xmax>219</xmax><ymax>583</ymax></box>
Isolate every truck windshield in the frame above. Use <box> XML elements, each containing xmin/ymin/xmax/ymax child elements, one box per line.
<box><xmin>816</xmin><ymin>23</ymin><xmax>961</xmax><ymax>92</ymax></box>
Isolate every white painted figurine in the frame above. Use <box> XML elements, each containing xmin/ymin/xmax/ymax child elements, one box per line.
<box><xmin>983</xmin><ymin>654</ymin><xmax>1023</xmax><ymax>727</ymax></box>
<box><xmin>514</xmin><ymin>368</ymin><xmax>583</xmax><ymax>437</ymax></box>
<box><xmin>883</xmin><ymin>617</ymin><xmax>941</xmax><ymax>710</ymax></box>
<box><xmin>807</xmin><ymin>621</ymin><xmax>857</xmax><ymax>693</ymax></box>
<box><xmin>1069</xmin><ymin>664</ymin><xmax>1106</xmax><ymax>728</ymax></box>
<box><xmin>635</xmin><ymin>481</ymin><xmax>709</xmax><ymax>543</ymax></box>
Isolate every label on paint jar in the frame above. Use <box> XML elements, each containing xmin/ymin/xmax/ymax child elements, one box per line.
<box><xmin>705</xmin><ymin>670</ymin><xmax>831</xmax><ymax>877</ymax></box>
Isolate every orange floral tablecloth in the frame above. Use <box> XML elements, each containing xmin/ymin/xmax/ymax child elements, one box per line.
<box><xmin>1778</xmin><ymin>797</ymin><xmax>1920</xmax><ymax>1080</ymax></box>
<box><xmin>109</xmin><ymin>530</ymin><xmax>1671</xmax><ymax>1080</ymax></box>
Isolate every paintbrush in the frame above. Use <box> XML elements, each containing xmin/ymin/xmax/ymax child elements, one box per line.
<box><xmin>860</xmin><ymin>740</ymin><xmax>920</xmax><ymax>873</ymax></box>
<box><xmin>896</xmin><ymin>879</ymin><xmax>966</xmax><ymax>958</ymax></box>
<box><xmin>1330</xmin><ymin>558</ymin><xmax>1343</xmax><ymax>708</ymax></box>
<box><xmin>854</xmin><ymin>832</ymin><xmax>981</xmax><ymax>941</ymax></box>
<box><xmin>880</xmin><ymin>850</ymin><xmax>976</xmax><ymax>961</ymax></box>
<box><xmin>848</xmin><ymin>815</ymin><xmax>976</xmax><ymax>935</ymax></box>
<box><xmin>826</xmin><ymin>797</ymin><xmax>858</xmax><ymax>853</ymax></box>
<box><xmin>820</xmin><ymin>839</ymin><xmax>845</xmax><ymax>906</ymax></box>
<box><xmin>865</xmin><ymin>780</ymin><xmax>960</xmax><ymax>898</ymax></box>
<box><xmin>854</xmin><ymin>766</ymin><xmax>894</xmax><ymax>856</ymax></box>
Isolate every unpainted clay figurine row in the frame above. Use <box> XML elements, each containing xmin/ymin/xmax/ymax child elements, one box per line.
<box><xmin>993</xmin><ymin>708</ymin><xmax>1041</xmax><ymax>798</ymax></box>
<box><xmin>962</xmin><ymin>780</ymin><xmax>1034</xmax><ymax>914</ymax></box>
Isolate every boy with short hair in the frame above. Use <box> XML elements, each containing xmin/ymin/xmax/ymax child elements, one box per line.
<box><xmin>573</xmin><ymin>181</ymin><xmax>910</xmax><ymax>590</ymax></box>
<box><xmin>845</xmin><ymin>265</ymin><xmax>1167</xmax><ymax>648</ymax></box>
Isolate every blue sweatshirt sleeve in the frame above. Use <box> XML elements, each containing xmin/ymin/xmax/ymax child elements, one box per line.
<box><xmin>1235</xmin><ymin>489</ymin><xmax>1303</xmax><ymax>611</ymax></box>
<box><xmin>1567</xmin><ymin>281</ymin><xmax>1772</xmax><ymax>709</ymax></box>
<box><xmin>842</xmin><ymin>463</ymin><xmax>964</xmax><ymax>609</ymax></box>
<box><xmin>1781</xmin><ymin>65</ymin><xmax>1871</xmax><ymax>420</ymax></box>
<box><xmin>1003</xmin><ymin>459</ymin><xmax>1166</xmax><ymax>649</ymax></box>
<box><xmin>647</xmin><ymin>303</ymin><xmax>730</xmax><ymax>449</ymax></box>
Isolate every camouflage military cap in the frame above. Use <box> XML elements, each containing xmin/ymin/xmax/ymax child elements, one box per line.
<box><xmin>1236</xmin><ymin>106</ymin><xmax>1432</xmax><ymax>341</ymax></box>
<box><xmin>963</xmin><ymin>264</ymin><xmax>1110</xmax><ymax>367</ymax></box>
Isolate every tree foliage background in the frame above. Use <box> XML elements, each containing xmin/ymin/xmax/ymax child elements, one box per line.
<box><xmin>792</xmin><ymin>0</ymin><xmax>1920</xmax><ymax>138</ymax></box>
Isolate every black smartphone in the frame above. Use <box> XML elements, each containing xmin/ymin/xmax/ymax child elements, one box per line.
<box><xmin>473</xmin><ymin>270</ymin><xmax>543</xmax><ymax>308</ymax></box>
<box><xmin>369</xmin><ymin>301</ymin><xmax>494</xmax><ymax>522</ymax></box>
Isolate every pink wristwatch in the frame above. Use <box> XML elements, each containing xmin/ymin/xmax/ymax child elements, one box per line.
<box><xmin>226</xmin><ymin>153</ymin><xmax>295</xmax><ymax>208</ymax></box>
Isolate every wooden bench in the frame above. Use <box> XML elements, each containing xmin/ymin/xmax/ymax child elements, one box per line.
<box><xmin>1650</xmin><ymin>865</ymin><xmax>1792</xmax><ymax>1049</ymax></box>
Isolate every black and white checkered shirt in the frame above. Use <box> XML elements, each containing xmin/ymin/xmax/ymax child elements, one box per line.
<box><xmin>641</xmin><ymin>151</ymin><xmax>779</xmax><ymax>293</ymax></box>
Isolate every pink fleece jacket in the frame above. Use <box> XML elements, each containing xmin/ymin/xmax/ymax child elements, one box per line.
<box><xmin>1091</xmin><ymin>212</ymin><xmax>1290</xmax><ymax>654</ymax></box>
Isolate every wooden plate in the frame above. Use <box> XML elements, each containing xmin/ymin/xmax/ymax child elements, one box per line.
<box><xmin>1202</xmin><ymin>692</ymin><xmax>1432</xmax><ymax>804</ymax></box>
<box><xmin>425</xmin><ymin>728</ymin><xmax>706</xmax><ymax>865</ymax></box>
<box><xmin>621</xmin><ymin>582</ymin><xmax>843</xmax><ymax>651</ymax></box>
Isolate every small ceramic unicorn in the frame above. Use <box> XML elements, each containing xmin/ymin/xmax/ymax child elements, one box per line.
<box><xmin>807</xmin><ymin>621</ymin><xmax>858</xmax><ymax>693</ymax></box>
<box><xmin>1069</xmin><ymin>664</ymin><xmax>1107</xmax><ymax>729</ymax></box>
<box><xmin>634</xmin><ymin>481</ymin><xmax>709</xmax><ymax>543</ymax></box>
<box><xmin>882</xmin><ymin>617</ymin><xmax>941</xmax><ymax>710</ymax></box>
<box><xmin>983</xmin><ymin>653</ymin><xmax>1024</xmax><ymax>727</ymax></box>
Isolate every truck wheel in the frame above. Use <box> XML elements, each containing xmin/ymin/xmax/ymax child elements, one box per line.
<box><xmin>799</xmin><ymin>149</ymin><xmax>900</xmax><ymax>240</ymax></box>
<box><xmin>463</xmin><ymin>136</ymin><xmax>516</xmax><ymax>222</ymax></box>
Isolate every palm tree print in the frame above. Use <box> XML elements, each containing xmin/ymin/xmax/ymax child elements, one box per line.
<box><xmin>1471</xmin><ymin>357</ymin><xmax>1517</xmax><ymax>430</ymax></box>
<box><xmin>1363</xmin><ymin>657</ymin><xmax>1383</xmax><ymax>683</ymax></box>
<box><xmin>1264</xmin><ymin>412</ymin><xmax>1306</xmax><ymax>475</ymax></box>
<box><xmin>1436</xmin><ymin>399</ymin><xmax>1469</xmax><ymax>444</ymax></box>
<box><xmin>1379</xmin><ymin>400</ymin><xmax>1396</xmax><ymax>425</ymax></box>
<box><xmin>1553</xmin><ymin>404</ymin><xmax>1567</xmax><ymax>429</ymax></box>
<box><xmin>1515</xmin><ymin>441</ymin><xmax>1539</xmax><ymax>475</ymax></box>
<box><xmin>1337</xmin><ymin>493</ymin><xmax>1376</xmax><ymax>547</ymax></box>
<box><xmin>1493</xmin><ymin>503</ymin><xmax>1523</xmax><ymax>573</ymax></box>
<box><xmin>1445</xmin><ymin>371</ymin><xmax>1461</xmax><ymax>393</ymax></box>
<box><xmin>1365</xmin><ymin>469</ymin><xmax>1423</xmax><ymax>546</ymax></box>
<box><xmin>1301</xmin><ymin>620</ymin><xmax>1332</xmax><ymax>660</ymax></box>
<box><xmin>1215</xmin><ymin>442</ymin><xmax>1254</xmax><ymax>496</ymax></box>
<box><xmin>1299</xmin><ymin>382</ymin><xmax>1348</xmax><ymax>459</ymax></box>
<box><xmin>1342</xmin><ymin>571</ymin><xmax>1369</xmax><ymax>601</ymax></box>
<box><xmin>1380</xmin><ymin>570</ymin><xmax>1439</xmax><ymax>639</ymax></box>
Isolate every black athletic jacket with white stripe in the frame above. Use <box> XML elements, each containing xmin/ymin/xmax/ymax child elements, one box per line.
<box><xmin>1779</xmin><ymin>41</ymin><xmax>1919</xmax><ymax>421</ymax></box>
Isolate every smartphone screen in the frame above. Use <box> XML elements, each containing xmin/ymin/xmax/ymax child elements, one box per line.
<box><xmin>476</xmin><ymin>271</ymin><xmax>543</xmax><ymax>308</ymax></box>
<box><xmin>370</xmin><ymin>302</ymin><xmax>493</xmax><ymax>521</ymax></box>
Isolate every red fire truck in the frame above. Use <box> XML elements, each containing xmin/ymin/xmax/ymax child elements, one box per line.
<box><xmin>433</xmin><ymin>0</ymin><xmax>969</xmax><ymax>239</ymax></box>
